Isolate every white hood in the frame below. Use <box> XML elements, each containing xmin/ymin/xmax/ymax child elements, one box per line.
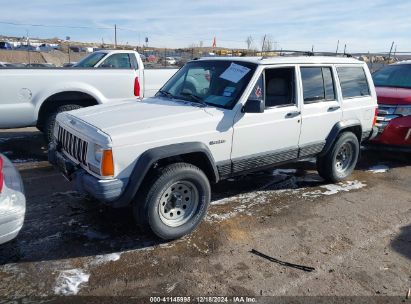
<box><xmin>67</xmin><ymin>97</ymin><xmax>231</xmax><ymax>147</ymax></box>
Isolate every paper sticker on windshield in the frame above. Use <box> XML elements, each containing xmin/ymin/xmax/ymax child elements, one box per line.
<box><xmin>223</xmin><ymin>86</ymin><xmax>236</xmax><ymax>97</ymax></box>
<box><xmin>219</xmin><ymin>63</ymin><xmax>251</xmax><ymax>83</ymax></box>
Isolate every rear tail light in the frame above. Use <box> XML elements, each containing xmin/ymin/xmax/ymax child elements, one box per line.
<box><xmin>134</xmin><ymin>77</ymin><xmax>141</xmax><ymax>97</ymax></box>
<box><xmin>372</xmin><ymin>108</ymin><xmax>378</xmax><ymax>127</ymax></box>
<box><xmin>0</xmin><ymin>156</ymin><xmax>4</xmax><ymax>193</ymax></box>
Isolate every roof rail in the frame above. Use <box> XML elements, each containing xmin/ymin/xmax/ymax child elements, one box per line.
<box><xmin>260</xmin><ymin>49</ymin><xmax>353</xmax><ymax>58</ymax></box>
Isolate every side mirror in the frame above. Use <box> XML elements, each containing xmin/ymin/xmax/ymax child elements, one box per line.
<box><xmin>242</xmin><ymin>99</ymin><xmax>264</xmax><ymax>113</ymax></box>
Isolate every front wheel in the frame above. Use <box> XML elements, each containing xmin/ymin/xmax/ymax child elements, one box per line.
<box><xmin>317</xmin><ymin>132</ymin><xmax>359</xmax><ymax>183</ymax></box>
<box><xmin>133</xmin><ymin>162</ymin><xmax>211</xmax><ymax>240</ymax></box>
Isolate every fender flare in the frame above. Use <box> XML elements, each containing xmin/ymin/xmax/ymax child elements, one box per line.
<box><xmin>34</xmin><ymin>85</ymin><xmax>105</xmax><ymax>119</ymax></box>
<box><xmin>111</xmin><ymin>142</ymin><xmax>219</xmax><ymax>208</ymax></box>
<box><xmin>319</xmin><ymin>120</ymin><xmax>362</xmax><ymax>156</ymax></box>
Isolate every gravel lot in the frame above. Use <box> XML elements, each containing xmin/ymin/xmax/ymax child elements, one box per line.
<box><xmin>0</xmin><ymin>128</ymin><xmax>410</xmax><ymax>301</ymax></box>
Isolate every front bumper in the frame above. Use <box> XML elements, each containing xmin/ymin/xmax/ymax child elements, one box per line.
<box><xmin>0</xmin><ymin>155</ymin><xmax>26</xmax><ymax>244</ymax></box>
<box><xmin>48</xmin><ymin>143</ymin><xmax>128</xmax><ymax>205</ymax></box>
<box><xmin>371</xmin><ymin>115</ymin><xmax>411</xmax><ymax>148</ymax></box>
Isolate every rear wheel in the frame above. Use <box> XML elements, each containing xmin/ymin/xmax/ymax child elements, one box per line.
<box><xmin>133</xmin><ymin>162</ymin><xmax>211</xmax><ymax>240</ymax></box>
<box><xmin>43</xmin><ymin>104</ymin><xmax>82</xmax><ymax>143</ymax></box>
<box><xmin>317</xmin><ymin>132</ymin><xmax>359</xmax><ymax>182</ymax></box>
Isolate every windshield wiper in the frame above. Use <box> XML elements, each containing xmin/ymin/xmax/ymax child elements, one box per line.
<box><xmin>157</xmin><ymin>90</ymin><xmax>175</xmax><ymax>99</ymax></box>
<box><xmin>179</xmin><ymin>92</ymin><xmax>208</xmax><ymax>107</ymax></box>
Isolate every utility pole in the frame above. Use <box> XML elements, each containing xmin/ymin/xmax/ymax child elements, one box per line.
<box><xmin>66</xmin><ymin>36</ymin><xmax>71</xmax><ymax>64</ymax></box>
<box><xmin>26</xmin><ymin>30</ymin><xmax>31</xmax><ymax>65</ymax></box>
<box><xmin>114</xmin><ymin>24</ymin><xmax>117</xmax><ymax>49</ymax></box>
<box><xmin>343</xmin><ymin>44</ymin><xmax>347</xmax><ymax>56</ymax></box>
<box><xmin>336</xmin><ymin>40</ymin><xmax>339</xmax><ymax>54</ymax></box>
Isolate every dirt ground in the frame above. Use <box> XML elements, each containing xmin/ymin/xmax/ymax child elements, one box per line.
<box><xmin>0</xmin><ymin>128</ymin><xmax>410</xmax><ymax>302</ymax></box>
<box><xmin>0</xmin><ymin>49</ymin><xmax>86</xmax><ymax>66</ymax></box>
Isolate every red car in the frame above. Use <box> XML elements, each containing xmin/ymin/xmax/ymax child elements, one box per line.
<box><xmin>371</xmin><ymin>62</ymin><xmax>411</xmax><ymax>151</ymax></box>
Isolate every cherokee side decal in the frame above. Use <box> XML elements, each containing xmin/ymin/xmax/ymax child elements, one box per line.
<box><xmin>209</xmin><ymin>139</ymin><xmax>226</xmax><ymax>146</ymax></box>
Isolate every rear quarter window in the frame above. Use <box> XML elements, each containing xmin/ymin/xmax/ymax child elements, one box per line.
<box><xmin>337</xmin><ymin>66</ymin><xmax>370</xmax><ymax>98</ymax></box>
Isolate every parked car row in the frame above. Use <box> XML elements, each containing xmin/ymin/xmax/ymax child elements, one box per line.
<box><xmin>0</xmin><ymin>42</ymin><xmax>59</xmax><ymax>52</ymax></box>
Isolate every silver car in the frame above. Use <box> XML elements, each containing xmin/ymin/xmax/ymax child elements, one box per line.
<box><xmin>0</xmin><ymin>154</ymin><xmax>25</xmax><ymax>244</ymax></box>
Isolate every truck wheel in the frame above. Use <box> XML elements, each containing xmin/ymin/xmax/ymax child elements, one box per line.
<box><xmin>44</xmin><ymin>104</ymin><xmax>82</xmax><ymax>143</ymax></box>
<box><xmin>317</xmin><ymin>132</ymin><xmax>359</xmax><ymax>183</ymax></box>
<box><xmin>134</xmin><ymin>162</ymin><xmax>211</xmax><ymax>240</ymax></box>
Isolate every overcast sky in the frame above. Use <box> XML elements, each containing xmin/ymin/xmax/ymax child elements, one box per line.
<box><xmin>0</xmin><ymin>0</ymin><xmax>409</xmax><ymax>52</ymax></box>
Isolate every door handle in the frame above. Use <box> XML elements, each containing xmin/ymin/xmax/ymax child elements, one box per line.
<box><xmin>328</xmin><ymin>106</ymin><xmax>340</xmax><ymax>111</ymax></box>
<box><xmin>285</xmin><ymin>111</ymin><xmax>301</xmax><ymax>118</ymax></box>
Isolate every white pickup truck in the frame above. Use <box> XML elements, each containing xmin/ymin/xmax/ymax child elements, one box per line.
<box><xmin>0</xmin><ymin>50</ymin><xmax>177</xmax><ymax>141</ymax></box>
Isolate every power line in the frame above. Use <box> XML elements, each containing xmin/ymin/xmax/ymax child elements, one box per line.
<box><xmin>0</xmin><ymin>20</ymin><xmax>112</xmax><ymax>30</ymax></box>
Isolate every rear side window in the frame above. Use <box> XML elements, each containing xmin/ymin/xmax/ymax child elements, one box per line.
<box><xmin>99</xmin><ymin>53</ymin><xmax>132</xmax><ymax>69</ymax></box>
<box><xmin>337</xmin><ymin>67</ymin><xmax>370</xmax><ymax>98</ymax></box>
<box><xmin>301</xmin><ymin>67</ymin><xmax>335</xmax><ymax>103</ymax></box>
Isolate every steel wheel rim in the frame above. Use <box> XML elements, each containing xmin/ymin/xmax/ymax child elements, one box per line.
<box><xmin>158</xmin><ymin>181</ymin><xmax>199</xmax><ymax>227</ymax></box>
<box><xmin>335</xmin><ymin>143</ymin><xmax>353</xmax><ymax>172</ymax></box>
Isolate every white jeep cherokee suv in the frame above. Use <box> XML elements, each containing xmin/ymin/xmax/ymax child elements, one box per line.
<box><xmin>49</xmin><ymin>56</ymin><xmax>378</xmax><ymax>239</ymax></box>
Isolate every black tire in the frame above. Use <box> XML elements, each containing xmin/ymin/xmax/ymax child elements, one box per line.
<box><xmin>317</xmin><ymin>132</ymin><xmax>359</xmax><ymax>183</ymax></box>
<box><xmin>133</xmin><ymin>162</ymin><xmax>211</xmax><ymax>240</ymax></box>
<box><xmin>43</xmin><ymin>104</ymin><xmax>82</xmax><ymax>143</ymax></box>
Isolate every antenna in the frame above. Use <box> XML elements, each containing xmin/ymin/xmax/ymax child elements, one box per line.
<box><xmin>114</xmin><ymin>24</ymin><xmax>117</xmax><ymax>49</ymax></box>
<box><xmin>388</xmin><ymin>41</ymin><xmax>394</xmax><ymax>61</ymax></box>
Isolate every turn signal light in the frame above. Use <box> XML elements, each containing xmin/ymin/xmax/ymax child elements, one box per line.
<box><xmin>372</xmin><ymin>108</ymin><xmax>378</xmax><ymax>127</ymax></box>
<box><xmin>101</xmin><ymin>150</ymin><xmax>114</xmax><ymax>177</ymax></box>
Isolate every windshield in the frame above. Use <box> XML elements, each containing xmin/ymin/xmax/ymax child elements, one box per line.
<box><xmin>159</xmin><ymin>60</ymin><xmax>257</xmax><ymax>109</ymax></box>
<box><xmin>373</xmin><ymin>64</ymin><xmax>411</xmax><ymax>89</ymax></box>
<box><xmin>74</xmin><ymin>52</ymin><xmax>107</xmax><ymax>68</ymax></box>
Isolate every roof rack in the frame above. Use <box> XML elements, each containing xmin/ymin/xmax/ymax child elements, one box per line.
<box><xmin>260</xmin><ymin>49</ymin><xmax>353</xmax><ymax>58</ymax></box>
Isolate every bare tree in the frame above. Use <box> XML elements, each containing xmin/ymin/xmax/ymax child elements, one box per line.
<box><xmin>246</xmin><ymin>36</ymin><xmax>253</xmax><ymax>50</ymax></box>
<box><xmin>261</xmin><ymin>34</ymin><xmax>273</xmax><ymax>52</ymax></box>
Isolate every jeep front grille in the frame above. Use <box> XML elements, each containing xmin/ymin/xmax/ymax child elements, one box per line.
<box><xmin>57</xmin><ymin>126</ymin><xmax>88</xmax><ymax>166</ymax></box>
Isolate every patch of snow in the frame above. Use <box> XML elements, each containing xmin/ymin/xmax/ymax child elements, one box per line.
<box><xmin>166</xmin><ymin>282</ymin><xmax>178</xmax><ymax>293</ymax></box>
<box><xmin>67</xmin><ymin>219</ymin><xmax>78</xmax><ymax>226</ymax></box>
<box><xmin>209</xmin><ymin>178</ymin><xmax>366</xmax><ymax>222</ymax></box>
<box><xmin>54</xmin><ymin>269</ymin><xmax>90</xmax><ymax>295</ymax></box>
<box><xmin>321</xmin><ymin>181</ymin><xmax>366</xmax><ymax>195</ymax></box>
<box><xmin>368</xmin><ymin>165</ymin><xmax>389</xmax><ymax>173</ymax></box>
<box><xmin>211</xmin><ymin>192</ymin><xmax>259</xmax><ymax>206</ymax></box>
<box><xmin>302</xmin><ymin>180</ymin><xmax>366</xmax><ymax>198</ymax></box>
<box><xmin>90</xmin><ymin>253</ymin><xmax>121</xmax><ymax>266</ymax></box>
